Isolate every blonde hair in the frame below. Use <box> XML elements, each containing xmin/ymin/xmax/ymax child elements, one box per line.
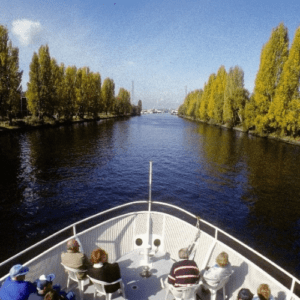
<box><xmin>178</xmin><ymin>248</ymin><xmax>189</xmax><ymax>259</ymax></box>
<box><xmin>216</xmin><ymin>252</ymin><xmax>229</xmax><ymax>267</ymax></box>
<box><xmin>257</xmin><ymin>284</ymin><xmax>271</xmax><ymax>300</ymax></box>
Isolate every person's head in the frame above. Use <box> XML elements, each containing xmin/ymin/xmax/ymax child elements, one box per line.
<box><xmin>238</xmin><ymin>288</ymin><xmax>254</xmax><ymax>300</ymax></box>
<box><xmin>44</xmin><ymin>290</ymin><xmax>60</xmax><ymax>300</ymax></box>
<box><xmin>257</xmin><ymin>284</ymin><xmax>271</xmax><ymax>300</ymax></box>
<box><xmin>66</xmin><ymin>239</ymin><xmax>80</xmax><ymax>253</ymax></box>
<box><xmin>36</xmin><ymin>274</ymin><xmax>55</xmax><ymax>295</ymax></box>
<box><xmin>216</xmin><ymin>252</ymin><xmax>229</xmax><ymax>267</ymax></box>
<box><xmin>178</xmin><ymin>248</ymin><xmax>189</xmax><ymax>260</ymax></box>
<box><xmin>90</xmin><ymin>248</ymin><xmax>108</xmax><ymax>264</ymax></box>
<box><xmin>9</xmin><ymin>264</ymin><xmax>29</xmax><ymax>281</ymax></box>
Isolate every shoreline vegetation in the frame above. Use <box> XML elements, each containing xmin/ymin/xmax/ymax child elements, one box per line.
<box><xmin>178</xmin><ymin>23</ymin><xmax>300</xmax><ymax>147</ymax></box>
<box><xmin>0</xmin><ymin>113</ymin><xmax>135</xmax><ymax>134</ymax></box>
<box><xmin>179</xmin><ymin>115</ymin><xmax>300</xmax><ymax>146</ymax></box>
<box><xmin>0</xmin><ymin>25</ymin><xmax>142</xmax><ymax>130</ymax></box>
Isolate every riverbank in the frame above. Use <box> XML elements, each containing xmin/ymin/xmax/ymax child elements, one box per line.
<box><xmin>180</xmin><ymin>115</ymin><xmax>300</xmax><ymax>147</ymax></box>
<box><xmin>0</xmin><ymin>113</ymin><xmax>133</xmax><ymax>134</ymax></box>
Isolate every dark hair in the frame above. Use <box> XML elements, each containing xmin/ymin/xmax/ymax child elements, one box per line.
<box><xmin>90</xmin><ymin>248</ymin><xmax>107</xmax><ymax>264</ymax></box>
<box><xmin>44</xmin><ymin>290</ymin><xmax>60</xmax><ymax>300</ymax></box>
<box><xmin>237</xmin><ymin>288</ymin><xmax>254</xmax><ymax>300</ymax></box>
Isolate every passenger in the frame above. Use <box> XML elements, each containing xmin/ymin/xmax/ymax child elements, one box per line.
<box><xmin>253</xmin><ymin>284</ymin><xmax>275</xmax><ymax>300</ymax></box>
<box><xmin>28</xmin><ymin>274</ymin><xmax>55</xmax><ymax>300</ymax></box>
<box><xmin>28</xmin><ymin>273</ymin><xmax>75</xmax><ymax>300</ymax></box>
<box><xmin>202</xmin><ymin>252</ymin><xmax>232</xmax><ymax>288</ymax></box>
<box><xmin>238</xmin><ymin>288</ymin><xmax>254</xmax><ymax>300</ymax></box>
<box><xmin>61</xmin><ymin>239</ymin><xmax>89</xmax><ymax>279</ymax></box>
<box><xmin>0</xmin><ymin>264</ymin><xmax>37</xmax><ymax>300</ymax></box>
<box><xmin>87</xmin><ymin>248</ymin><xmax>122</xmax><ymax>294</ymax></box>
<box><xmin>44</xmin><ymin>290</ymin><xmax>60</xmax><ymax>300</ymax></box>
<box><xmin>162</xmin><ymin>247</ymin><xmax>200</xmax><ymax>288</ymax></box>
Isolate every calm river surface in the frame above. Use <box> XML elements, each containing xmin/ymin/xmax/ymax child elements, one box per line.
<box><xmin>0</xmin><ymin>114</ymin><xmax>300</xmax><ymax>278</ymax></box>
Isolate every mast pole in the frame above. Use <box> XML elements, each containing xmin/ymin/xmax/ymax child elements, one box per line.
<box><xmin>140</xmin><ymin>161</ymin><xmax>152</xmax><ymax>277</ymax></box>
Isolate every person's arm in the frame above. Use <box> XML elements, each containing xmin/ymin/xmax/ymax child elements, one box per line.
<box><xmin>167</xmin><ymin>264</ymin><xmax>176</xmax><ymax>285</ymax></box>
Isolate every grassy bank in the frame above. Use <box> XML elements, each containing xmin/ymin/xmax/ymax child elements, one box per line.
<box><xmin>179</xmin><ymin>115</ymin><xmax>300</xmax><ymax>147</ymax></box>
<box><xmin>0</xmin><ymin>113</ymin><xmax>129</xmax><ymax>134</ymax></box>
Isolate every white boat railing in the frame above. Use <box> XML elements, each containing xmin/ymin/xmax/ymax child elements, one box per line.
<box><xmin>0</xmin><ymin>201</ymin><xmax>299</xmax><ymax>299</ymax></box>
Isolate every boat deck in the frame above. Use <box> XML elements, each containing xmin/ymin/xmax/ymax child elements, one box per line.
<box><xmin>69</xmin><ymin>249</ymin><xmax>211</xmax><ymax>300</ymax></box>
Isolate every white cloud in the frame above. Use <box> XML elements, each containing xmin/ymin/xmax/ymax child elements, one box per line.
<box><xmin>12</xmin><ymin>19</ymin><xmax>43</xmax><ymax>46</ymax></box>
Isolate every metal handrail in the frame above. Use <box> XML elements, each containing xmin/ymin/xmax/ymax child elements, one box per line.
<box><xmin>0</xmin><ymin>200</ymin><xmax>299</xmax><ymax>292</ymax></box>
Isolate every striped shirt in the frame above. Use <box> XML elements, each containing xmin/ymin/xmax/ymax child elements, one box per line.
<box><xmin>168</xmin><ymin>260</ymin><xmax>200</xmax><ymax>287</ymax></box>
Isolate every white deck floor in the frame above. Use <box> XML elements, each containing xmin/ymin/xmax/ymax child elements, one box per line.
<box><xmin>69</xmin><ymin>249</ymin><xmax>213</xmax><ymax>300</ymax></box>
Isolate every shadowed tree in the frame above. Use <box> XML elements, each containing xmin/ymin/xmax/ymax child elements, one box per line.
<box><xmin>101</xmin><ymin>78</ymin><xmax>115</xmax><ymax>115</ymax></box>
<box><xmin>0</xmin><ymin>25</ymin><xmax>23</xmax><ymax>124</ymax></box>
<box><xmin>223</xmin><ymin>66</ymin><xmax>248</xmax><ymax>127</ymax></box>
<box><xmin>27</xmin><ymin>52</ymin><xmax>41</xmax><ymax>117</ymax></box>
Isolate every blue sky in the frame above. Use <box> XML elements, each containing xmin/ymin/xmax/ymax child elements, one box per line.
<box><xmin>1</xmin><ymin>0</ymin><xmax>300</xmax><ymax>109</ymax></box>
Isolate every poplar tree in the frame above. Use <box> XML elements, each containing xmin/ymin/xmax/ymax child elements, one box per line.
<box><xmin>50</xmin><ymin>59</ymin><xmax>64</xmax><ymax>117</ymax></box>
<box><xmin>63</xmin><ymin>66</ymin><xmax>77</xmax><ymax>119</ymax></box>
<box><xmin>101</xmin><ymin>78</ymin><xmax>115</xmax><ymax>115</ymax></box>
<box><xmin>223</xmin><ymin>66</ymin><xmax>248</xmax><ymax>126</ymax></box>
<box><xmin>75</xmin><ymin>68</ymin><xmax>84</xmax><ymax>118</ymax></box>
<box><xmin>90</xmin><ymin>72</ymin><xmax>101</xmax><ymax>118</ymax></box>
<box><xmin>39</xmin><ymin>45</ymin><xmax>54</xmax><ymax>116</ymax></box>
<box><xmin>268</xmin><ymin>26</ymin><xmax>300</xmax><ymax>135</ymax></box>
<box><xmin>251</xmin><ymin>23</ymin><xmax>289</xmax><ymax>132</ymax></box>
<box><xmin>213</xmin><ymin>66</ymin><xmax>227</xmax><ymax>123</ymax></box>
<box><xmin>27</xmin><ymin>52</ymin><xmax>41</xmax><ymax>117</ymax></box>
<box><xmin>199</xmin><ymin>74</ymin><xmax>216</xmax><ymax>121</ymax></box>
<box><xmin>0</xmin><ymin>25</ymin><xmax>22</xmax><ymax>123</ymax></box>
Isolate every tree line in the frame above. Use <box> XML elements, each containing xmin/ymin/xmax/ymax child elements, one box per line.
<box><xmin>0</xmin><ymin>24</ymin><xmax>142</xmax><ymax>124</ymax></box>
<box><xmin>179</xmin><ymin>23</ymin><xmax>300</xmax><ymax>137</ymax></box>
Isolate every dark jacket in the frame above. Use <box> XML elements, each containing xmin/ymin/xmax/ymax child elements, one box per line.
<box><xmin>88</xmin><ymin>263</ymin><xmax>121</xmax><ymax>293</ymax></box>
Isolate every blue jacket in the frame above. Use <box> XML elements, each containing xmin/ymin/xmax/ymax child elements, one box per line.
<box><xmin>0</xmin><ymin>276</ymin><xmax>36</xmax><ymax>300</ymax></box>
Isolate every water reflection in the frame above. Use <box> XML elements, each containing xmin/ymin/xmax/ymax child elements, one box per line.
<box><xmin>0</xmin><ymin>115</ymin><xmax>299</xmax><ymax>278</ymax></box>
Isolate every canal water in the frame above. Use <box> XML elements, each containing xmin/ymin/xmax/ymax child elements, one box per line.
<box><xmin>0</xmin><ymin>114</ymin><xmax>300</xmax><ymax>278</ymax></box>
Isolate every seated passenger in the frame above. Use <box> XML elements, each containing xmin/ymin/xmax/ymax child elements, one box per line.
<box><xmin>202</xmin><ymin>252</ymin><xmax>232</xmax><ymax>288</ymax></box>
<box><xmin>163</xmin><ymin>247</ymin><xmax>200</xmax><ymax>288</ymax></box>
<box><xmin>87</xmin><ymin>248</ymin><xmax>122</xmax><ymax>294</ymax></box>
<box><xmin>44</xmin><ymin>290</ymin><xmax>60</xmax><ymax>300</ymax></box>
<box><xmin>238</xmin><ymin>288</ymin><xmax>254</xmax><ymax>300</ymax></box>
<box><xmin>28</xmin><ymin>274</ymin><xmax>55</xmax><ymax>300</ymax></box>
<box><xmin>29</xmin><ymin>273</ymin><xmax>75</xmax><ymax>300</ymax></box>
<box><xmin>61</xmin><ymin>239</ymin><xmax>89</xmax><ymax>279</ymax></box>
<box><xmin>253</xmin><ymin>284</ymin><xmax>275</xmax><ymax>300</ymax></box>
<box><xmin>0</xmin><ymin>264</ymin><xmax>37</xmax><ymax>300</ymax></box>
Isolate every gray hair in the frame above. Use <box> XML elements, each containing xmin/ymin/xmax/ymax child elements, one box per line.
<box><xmin>178</xmin><ymin>248</ymin><xmax>189</xmax><ymax>259</ymax></box>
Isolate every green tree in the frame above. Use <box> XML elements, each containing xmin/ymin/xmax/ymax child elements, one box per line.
<box><xmin>199</xmin><ymin>74</ymin><xmax>216</xmax><ymax>121</ymax></box>
<box><xmin>50</xmin><ymin>59</ymin><xmax>64</xmax><ymax>117</ymax></box>
<box><xmin>223</xmin><ymin>66</ymin><xmax>248</xmax><ymax>127</ymax></box>
<box><xmin>115</xmin><ymin>87</ymin><xmax>130</xmax><ymax>115</ymax></box>
<box><xmin>212</xmin><ymin>66</ymin><xmax>227</xmax><ymax>123</ymax></box>
<box><xmin>27</xmin><ymin>52</ymin><xmax>41</xmax><ymax>117</ymax></box>
<box><xmin>62</xmin><ymin>66</ymin><xmax>77</xmax><ymax>119</ymax></box>
<box><xmin>101</xmin><ymin>78</ymin><xmax>115</xmax><ymax>115</ymax></box>
<box><xmin>268</xmin><ymin>26</ymin><xmax>300</xmax><ymax>135</ymax></box>
<box><xmin>251</xmin><ymin>23</ymin><xmax>289</xmax><ymax>133</ymax></box>
<box><xmin>39</xmin><ymin>45</ymin><xmax>54</xmax><ymax>116</ymax></box>
<box><xmin>0</xmin><ymin>25</ymin><xmax>23</xmax><ymax>124</ymax></box>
